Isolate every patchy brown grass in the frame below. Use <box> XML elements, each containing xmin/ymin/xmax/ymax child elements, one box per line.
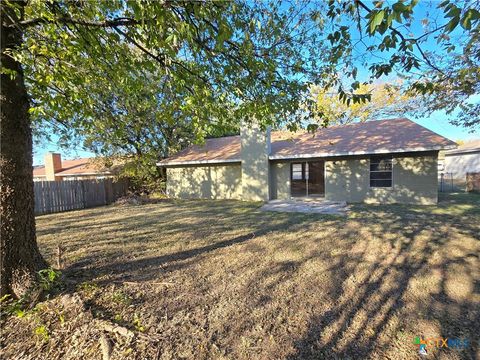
<box><xmin>1</xmin><ymin>193</ymin><xmax>479</xmax><ymax>359</ymax></box>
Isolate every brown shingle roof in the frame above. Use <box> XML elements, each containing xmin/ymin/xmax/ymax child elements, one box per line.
<box><xmin>158</xmin><ymin>118</ymin><xmax>457</xmax><ymax>165</ymax></box>
<box><xmin>159</xmin><ymin>136</ymin><xmax>242</xmax><ymax>165</ymax></box>
<box><xmin>33</xmin><ymin>158</ymin><xmax>112</xmax><ymax>177</ymax></box>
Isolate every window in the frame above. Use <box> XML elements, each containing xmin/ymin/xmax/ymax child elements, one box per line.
<box><xmin>292</xmin><ymin>163</ymin><xmax>303</xmax><ymax>180</ymax></box>
<box><xmin>370</xmin><ymin>157</ymin><xmax>393</xmax><ymax>187</ymax></box>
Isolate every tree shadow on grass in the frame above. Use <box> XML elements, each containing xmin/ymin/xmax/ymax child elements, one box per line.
<box><xmin>287</xmin><ymin>198</ymin><xmax>479</xmax><ymax>360</ymax></box>
<box><xmin>62</xmin><ymin>209</ymin><xmax>326</xmax><ymax>286</ymax></box>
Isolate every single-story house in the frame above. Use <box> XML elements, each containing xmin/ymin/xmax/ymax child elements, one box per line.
<box><xmin>438</xmin><ymin>139</ymin><xmax>480</xmax><ymax>190</ymax></box>
<box><xmin>157</xmin><ymin>118</ymin><xmax>457</xmax><ymax>204</ymax></box>
<box><xmin>33</xmin><ymin>152</ymin><xmax>115</xmax><ymax>181</ymax></box>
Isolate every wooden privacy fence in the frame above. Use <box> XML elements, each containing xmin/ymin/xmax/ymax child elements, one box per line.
<box><xmin>34</xmin><ymin>178</ymin><xmax>129</xmax><ymax>215</ymax></box>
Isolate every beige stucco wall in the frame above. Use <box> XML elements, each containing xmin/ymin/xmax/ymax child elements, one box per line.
<box><xmin>166</xmin><ymin>153</ymin><xmax>439</xmax><ymax>204</ymax></box>
<box><xmin>240</xmin><ymin>123</ymin><xmax>270</xmax><ymax>201</ymax></box>
<box><xmin>166</xmin><ymin>164</ymin><xmax>242</xmax><ymax>200</ymax></box>
<box><xmin>270</xmin><ymin>162</ymin><xmax>291</xmax><ymax>200</ymax></box>
<box><xmin>325</xmin><ymin>153</ymin><xmax>439</xmax><ymax>205</ymax></box>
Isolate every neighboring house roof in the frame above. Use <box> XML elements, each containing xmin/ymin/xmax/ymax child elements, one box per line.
<box><xmin>158</xmin><ymin>118</ymin><xmax>457</xmax><ymax>166</ymax></box>
<box><xmin>445</xmin><ymin>139</ymin><xmax>480</xmax><ymax>156</ymax></box>
<box><xmin>33</xmin><ymin>158</ymin><xmax>112</xmax><ymax>177</ymax></box>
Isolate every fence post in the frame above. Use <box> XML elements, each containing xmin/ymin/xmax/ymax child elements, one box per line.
<box><xmin>81</xmin><ymin>180</ymin><xmax>86</xmax><ymax>209</ymax></box>
<box><xmin>104</xmin><ymin>179</ymin><xmax>110</xmax><ymax>205</ymax></box>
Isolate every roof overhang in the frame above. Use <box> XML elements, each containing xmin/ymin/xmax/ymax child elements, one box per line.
<box><xmin>268</xmin><ymin>145</ymin><xmax>457</xmax><ymax>160</ymax></box>
<box><xmin>157</xmin><ymin>158</ymin><xmax>241</xmax><ymax>167</ymax></box>
<box><xmin>445</xmin><ymin>148</ymin><xmax>479</xmax><ymax>156</ymax></box>
<box><xmin>156</xmin><ymin>145</ymin><xmax>457</xmax><ymax>166</ymax></box>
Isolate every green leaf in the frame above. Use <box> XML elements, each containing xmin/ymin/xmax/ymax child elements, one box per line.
<box><xmin>438</xmin><ymin>0</ymin><xmax>450</xmax><ymax>8</ymax></box>
<box><xmin>369</xmin><ymin>10</ymin><xmax>385</xmax><ymax>34</ymax></box>
<box><xmin>461</xmin><ymin>9</ymin><xmax>480</xmax><ymax>30</ymax></box>
<box><xmin>351</xmin><ymin>67</ymin><xmax>357</xmax><ymax>79</ymax></box>
<box><xmin>469</xmin><ymin>8</ymin><xmax>480</xmax><ymax>20</ymax></box>
<box><xmin>461</xmin><ymin>15</ymin><xmax>472</xmax><ymax>30</ymax></box>
<box><xmin>445</xmin><ymin>6</ymin><xmax>460</xmax><ymax>18</ymax></box>
<box><xmin>445</xmin><ymin>16</ymin><xmax>460</xmax><ymax>32</ymax></box>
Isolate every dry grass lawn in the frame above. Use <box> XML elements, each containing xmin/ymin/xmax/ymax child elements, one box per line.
<box><xmin>1</xmin><ymin>193</ymin><xmax>479</xmax><ymax>359</ymax></box>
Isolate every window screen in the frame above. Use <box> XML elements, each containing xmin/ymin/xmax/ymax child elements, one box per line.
<box><xmin>370</xmin><ymin>157</ymin><xmax>393</xmax><ymax>187</ymax></box>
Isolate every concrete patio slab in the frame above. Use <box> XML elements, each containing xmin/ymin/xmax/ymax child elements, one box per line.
<box><xmin>260</xmin><ymin>199</ymin><xmax>349</xmax><ymax>215</ymax></box>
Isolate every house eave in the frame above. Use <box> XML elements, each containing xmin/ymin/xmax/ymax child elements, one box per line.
<box><xmin>157</xmin><ymin>158</ymin><xmax>242</xmax><ymax>167</ymax></box>
<box><xmin>268</xmin><ymin>145</ymin><xmax>457</xmax><ymax>160</ymax></box>
<box><xmin>444</xmin><ymin>148</ymin><xmax>480</xmax><ymax>156</ymax></box>
<box><xmin>157</xmin><ymin>145</ymin><xmax>457</xmax><ymax>166</ymax></box>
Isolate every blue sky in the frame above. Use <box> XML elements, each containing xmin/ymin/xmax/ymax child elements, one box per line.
<box><xmin>32</xmin><ymin>0</ymin><xmax>479</xmax><ymax>165</ymax></box>
<box><xmin>415</xmin><ymin>112</ymin><xmax>478</xmax><ymax>142</ymax></box>
<box><xmin>34</xmin><ymin>141</ymin><xmax>93</xmax><ymax>166</ymax></box>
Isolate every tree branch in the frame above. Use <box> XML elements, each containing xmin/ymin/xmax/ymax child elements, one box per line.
<box><xmin>354</xmin><ymin>0</ymin><xmax>446</xmax><ymax>76</ymax></box>
<box><xmin>112</xmin><ymin>26</ymin><xmax>166</xmax><ymax>66</ymax></box>
<box><xmin>111</xmin><ymin>27</ymin><xmax>207</xmax><ymax>93</ymax></box>
<box><xmin>11</xmin><ymin>16</ymin><xmax>139</xmax><ymax>29</ymax></box>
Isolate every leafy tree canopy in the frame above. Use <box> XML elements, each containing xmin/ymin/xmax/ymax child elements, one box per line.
<box><xmin>323</xmin><ymin>0</ymin><xmax>480</xmax><ymax>132</ymax></box>
<box><xmin>7</xmin><ymin>0</ymin><xmax>479</xmax><ymax>160</ymax></box>
<box><xmin>11</xmin><ymin>0</ymin><xmax>328</xmax><ymax>148</ymax></box>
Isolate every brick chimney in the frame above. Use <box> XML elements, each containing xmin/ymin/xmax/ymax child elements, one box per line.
<box><xmin>240</xmin><ymin>122</ymin><xmax>271</xmax><ymax>201</ymax></box>
<box><xmin>44</xmin><ymin>152</ymin><xmax>62</xmax><ymax>181</ymax></box>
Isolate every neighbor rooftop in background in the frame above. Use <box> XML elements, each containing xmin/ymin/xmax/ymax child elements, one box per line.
<box><xmin>33</xmin><ymin>157</ymin><xmax>113</xmax><ymax>177</ymax></box>
<box><xmin>445</xmin><ymin>139</ymin><xmax>480</xmax><ymax>155</ymax></box>
<box><xmin>157</xmin><ymin>118</ymin><xmax>457</xmax><ymax>166</ymax></box>
<box><xmin>33</xmin><ymin>153</ymin><xmax>119</xmax><ymax>181</ymax></box>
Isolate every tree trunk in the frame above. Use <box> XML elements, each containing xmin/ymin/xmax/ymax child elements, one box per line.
<box><xmin>1</xmin><ymin>1</ymin><xmax>47</xmax><ymax>297</ymax></box>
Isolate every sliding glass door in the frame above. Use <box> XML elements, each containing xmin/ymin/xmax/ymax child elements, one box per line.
<box><xmin>290</xmin><ymin>161</ymin><xmax>325</xmax><ymax>197</ymax></box>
